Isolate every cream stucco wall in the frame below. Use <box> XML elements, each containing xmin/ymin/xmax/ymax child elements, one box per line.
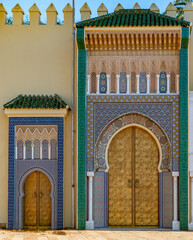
<box><xmin>0</xmin><ymin>8</ymin><xmax>76</xmax><ymax>228</ymax></box>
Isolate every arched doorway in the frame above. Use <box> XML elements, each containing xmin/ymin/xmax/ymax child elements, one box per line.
<box><xmin>108</xmin><ymin>126</ymin><xmax>159</xmax><ymax>227</ymax></box>
<box><xmin>24</xmin><ymin>171</ymin><xmax>51</xmax><ymax>230</ymax></box>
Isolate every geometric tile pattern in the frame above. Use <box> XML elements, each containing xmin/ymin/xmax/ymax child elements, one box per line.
<box><xmin>87</xmin><ymin>95</ymin><xmax>179</xmax><ymax>172</ymax></box>
<box><xmin>139</xmin><ymin>72</ymin><xmax>147</xmax><ymax>93</ymax></box>
<box><xmin>51</xmin><ymin>140</ymin><xmax>57</xmax><ymax>159</ymax></box>
<box><xmin>119</xmin><ymin>72</ymin><xmax>127</xmax><ymax>93</ymax></box>
<box><xmin>8</xmin><ymin>117</ymin><xmax>64</xmax><ymax>230</ymax></box>
<box><xmin>17</xmin><ymin>140</ymin><xmax>23</xmax><ymax>160</ymax></box>
<box><xmin>159</xmin><ymin>72</ymin><xmax>167</xmax><ymax>93</ymax></box>
<box><xmin>99</xmin><ymin>72</ymin><xmax>107</xmax><ymax>94</ymax></box>
<box><xmin>42</xmin><ymin>139</ymin><xmax>49</xmax><ymax>159</ymax></box>
<box><xmin>95</xmin><ymin>113</ymin><xmax>171</xmax><ymax>171</ymax></box>
<box><xmin>34</xmin><ymin>140</ymin><xmax>40</xmax><ymax>159</ymax></box>
<box><xmin>25</xmin><ymin>140</ymin><xmax>32</xmax><ymax>159</ymax></box>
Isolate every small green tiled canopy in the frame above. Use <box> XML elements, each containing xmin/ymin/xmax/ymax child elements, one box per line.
<box><xmin>76</xmin><ymin>9</ymin><xmax>190</xmax><ymax>28</ymax></box>
<box><xmin>3</xmin><ymin>94</ymin><xmax>70</xmax><ymax>110</ymax></box>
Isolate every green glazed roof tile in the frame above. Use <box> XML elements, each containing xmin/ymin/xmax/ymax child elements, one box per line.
<box><xmin>76</xmin><ymin>9</ymin><xmax>190</xmax><ymax>28</ymax></box>
<box><xmin>160</xmin><ymin>16</ymin><xmax>163</xmax><ymax>26</ymax></box>
<box><xmin>129</xmin><ymin>12</ymin><xmax>134</xmax><ymax>26</ymax></box>
<box><xmin>125</xmin><ymin>11</ymin><xmax>130</xmax><ymax>26</ymax></box>
<box><xmin>138</xmin><ymin>12</ymin><xmax>142</xmax><ymax>26</ymax></box>
<box><xmin>152</xmin><ymin>16</ymin><xmax>155</xmax><ymax>26</ymax></box>
<box><xmin>117</xmin><ymin>11</ymin><xmax>121</xmax><ymax>26</ymax></box>
<box><xmin>103</xmin><ymin>17</ymin><xmax>108</xmax><ymax>26</ymax></box>
<box><xmin>3</xmin><ymin>94</ymin><xmax>70</xmax><ymax>110</ymax></box>
<box><xmin>121</xmin><ymin>11</ymin><xmax>126</xmax><ymax>26</ymax></box>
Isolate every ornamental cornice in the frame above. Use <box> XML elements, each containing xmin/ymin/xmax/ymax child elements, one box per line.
<box><xmin>84</xmin><ymin>28</ymin><xmax>181</xmax><ymax>52</ymax></box>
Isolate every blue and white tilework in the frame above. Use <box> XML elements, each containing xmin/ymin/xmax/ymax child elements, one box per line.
<box><xmin>8</xmin><ymin>117</ymin><xmax>64</xmax><ymax>230</ymax></box>
<box><xmin>86</xmin><ymin>95</ymin><xmax>179</xmax><ymax>172</ymax></box>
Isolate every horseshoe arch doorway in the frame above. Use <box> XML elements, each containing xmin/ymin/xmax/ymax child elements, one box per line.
<box><xmin>108</xmin><ymin>126</ymin><xmax>159</xmax><ymax>227</ymax></box>
<box><xmin>23</xmin><ymin>171</ymin><xmax>51</xmax><ymax>230</ymax></box>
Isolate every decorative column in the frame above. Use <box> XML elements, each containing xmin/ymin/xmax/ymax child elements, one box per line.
<box><xmin>127</xmin><ymin>75</ymin><xmax>130</xmax><ymax>94</ymax></box>
<box><xmin>147</xmin><ymin>74</ymin><xmax>150</xmax><ymax>94</ymax></box>
<box><xmin>32</xmin><ymin>143</ymin><xmax>34</xmax><ymax>160</ymax></box>
<box><xmin>176</xmin><ymin>75</ymin><xmax>179</xmax><ymax>94</ymax></box>
<box><xmin>86</xmin><ymin>172</ymin><xmax>94</xmax><ymax>230</ymax></box>
<box><xmin>172</xmin><ymin>172</ymin><xmax>180</xmax><ymax>230</ymax></box>
<box><xmin>48</xmin><ymin>143</ymin><xmax>51</xmax><ymax>159</ymax></box>
<box><xmin>107</xmin><ymin>75</ymin><xmax>110</xmax><ymax>94</ymax></box>
<box><xmin>15</xmin><ymin>144</ymin><xmax>17</xmax><ymax>159</ymax></box>
<box><xmin>157</xmin><ymin>74</ymin><xmax>160</xmax><ymax>94</ymax></box>
<box><xmin>87</xmin><ymin>75</ymin><xmax>90</xmax><ymax>94</ymax></box>
<box><xmin>96</xmin><ymin>75</ymin><xmax>100</xmax><ymax>94</ymax></box>
<box><xmin>137</xmin><ymin>74</ymin><xmax>140</xmax><ymax>94</ymax></box>
<box><xmin>23</xmin><ymin>144</ymin><xmax>26</xmax><ymax>160</ymax></box>
<box><xmin>116</xmin><ymin>75</ymin><xmax>120</xmax><ymax>94</ymax></box>
<box><xmin>40</xmin><ymin>143</ymin><xmax>42</xmax><ymax>159</ymax></box>
<box><xmin>167</xmin><ymin>74</ymin><xmax>170</xmax><ymax>94</ymax></box>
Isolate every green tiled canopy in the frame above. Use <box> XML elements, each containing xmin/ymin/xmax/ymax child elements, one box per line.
<box><xmin>3</xmin><ymin>94</ymin><xmax>70</xmax><ymax>110</ymax></box>
<box><xmin>76</xmin><ymin>9</ymin><xmax>190</xmax><ymax>28</ymax></box>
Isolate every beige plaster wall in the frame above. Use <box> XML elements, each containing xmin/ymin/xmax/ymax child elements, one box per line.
<box><xmin>0</xmin><ymin>12</ymin><xmax>76</xmax><ymax>228</ymax></box>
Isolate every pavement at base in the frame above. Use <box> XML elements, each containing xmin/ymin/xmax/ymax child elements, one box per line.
<box><xmin>0</xmin><ymin>229</ymin><xmax>193</xmax><ymax>240</ymax></box>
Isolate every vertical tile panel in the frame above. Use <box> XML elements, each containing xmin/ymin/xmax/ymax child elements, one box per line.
<box><xmin>163</xmin><ymin>171</ymin><xmax>173</xmax><ymax>228</ymax></box>
<box><xmin>93</xmin><ymin>172</ymin><xmax>105</xmax><ymax>227</ymax></box>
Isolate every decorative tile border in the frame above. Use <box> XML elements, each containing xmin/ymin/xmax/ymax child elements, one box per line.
<box><xmin>95</xmin><ymin>113</ymin><xmax>171</xmax><ymax>171</ymax></box>
<box><xmin>8</xmin><ymin>117</ymin><xmax>64</xmax><ymax>230</ymax></box>
<box><xmin>179</xmin><ymin>27</ymin><xmax>189</xmax><ymax>230</ymax></box>
<box><xmin>86</xmin><ymin>95</ymin><xmax>179</xmax><ymax>172</ymax></box>
<box><xmin>77</xmin><ymin>27</ymin><xmax>87</xmax><ymax>229</ymax></box>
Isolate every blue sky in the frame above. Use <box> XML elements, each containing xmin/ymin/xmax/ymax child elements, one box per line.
<box><xmin>1</xmin><ymin>0</ymin><xmax>172</xmax><ymax>23</ymax></box>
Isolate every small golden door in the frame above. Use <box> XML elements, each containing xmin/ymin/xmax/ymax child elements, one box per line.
<box><xmin>24</xmin><ymin>171</ymin><xmax>51</xmax><ymax>229</ymax></box>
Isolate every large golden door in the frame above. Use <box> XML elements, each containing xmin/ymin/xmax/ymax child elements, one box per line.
<box><xmin>108</xmin><ymin>127</ymin><xmax>159</xmax><ymax>227</ymax></box>
<box><xmin>24</xmin><ymin>171</ymin><xmax>51</xmax><ymax>229</ymax></box>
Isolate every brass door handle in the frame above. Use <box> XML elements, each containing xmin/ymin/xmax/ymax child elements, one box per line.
<box><xmin>135</xmin><ymin>180</ymin><xmax>140</xmax><ymax>188</ymax></box>
<box><xmin>128</xmin><ymin>180</ymin><xmax>132</xmax><ymax>188</ymax></box>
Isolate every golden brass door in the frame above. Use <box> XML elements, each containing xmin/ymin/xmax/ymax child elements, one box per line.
<box><xmin>108</xmin><ymin>128</ymin><xmax>133</xmax><ymax>226</ymax></box>
<box><xmin>108</xmin><ymin>127</ymin><xmax>159</xmax><ymax>227</ymax></box>
<box><xmin>24</xmin><ymin>171</ymin><xmax>51</xmax><ymax>229</ymax></box>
